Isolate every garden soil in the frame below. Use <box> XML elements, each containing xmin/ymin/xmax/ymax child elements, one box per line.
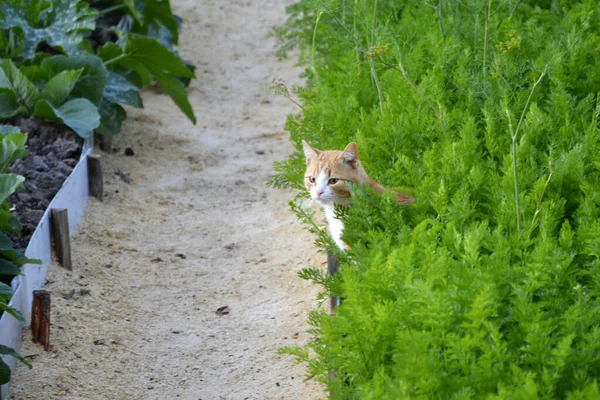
<box><xmin>7</xmin><ymin>0</ymin><xmax>326</xmax><ymax>399</ymax></box>
<box><xmin>8</xmin><ymin>119</ymin><xmax>83</xmax><ymax>252</ymax></box>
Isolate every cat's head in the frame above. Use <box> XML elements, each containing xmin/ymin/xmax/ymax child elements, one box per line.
<box><xmin>302</xmin><ymin>140</ymin><xmax>360</xmax><ymax>205</ymax></box>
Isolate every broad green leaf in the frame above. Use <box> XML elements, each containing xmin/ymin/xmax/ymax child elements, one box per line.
<box><xmin>1</xmin><ymin>249</ymin><xmax>42</xmax><ymax>266</ymax></box>
<box><xmin>0</xmin><ymin>133</ymin><xmax>28</xmax><ymax>173</ymax></box>
<box><xmin>0</xmin><ymin>282</ymin><xmax>13</xmax><ymax>302</ymax></box>
<box><xmin>19</xmin><ymin>64</ymin><xmax>45</xmax><ymax>85</ymax></box>
<box><xmin>33</xmin><ymin>98</ymin><xmax>100</xmax><ymax>138</ymax></box>
<box><xmin>0</xmin><ymin>232</ymin><xmax>13</xmax><ymax>253</ymax></box>
<box><xmin>7</xmin><ymin>215</ymin><xmax>20</xmax><ymax>235</ymax></box>
<box><xmin>103</xmin><ymin>72</ymin><xmax>142</xmax><ymax>108</ymax></box>
<box><xmin>0</xmin><ymin>174</ymin><xmax>24</xmax><ymax>204</ymax></box>
<box><xmin>146</xmin><ymin>21</ymin><xmax>195</xmax><ymax>87</ymax></box>
<box><xmin>0</xmin><ymin>28</ymin><xmax>10</xmax><ymax>58</ymax></box>
<box><xmin>0</xmin><ymin>90</ymin><xmax>21</xmax><ymax>118</ymax></box>
<box><xmin>0</xmin><ymin>60</ymin><xmax>39</xmax><ymax>112</ymax></box>
<box><xmin>0</xmin><ymin>259</ymin><xmax>20</xmax><ymax>277</ymax></box>
<box><xmin>0</xmin><ymin>208</ymin><xmax>20</xmax><ymax>235</ymax></box>
<box><xmin>152</xmin><ymin>70</ymin><xmax>196</xmax><ymax>124</ymax></box>
<box><xmin>41</xmin><ymin>55</ymin><xmax>108</xmax><ymax>105</ymax></box>
<box><xmin>108</xmin><ymin>35</ymin><xmax>196</xmax><ymax>123</ymax></box>
<box><xmin>0</xmin><ymin>125</ymin><xmax>21</xmax><ymax>136</ymax></box>
<box><xmin>100</xmin><ymin>41</ymin><xmax>152</xmax><ymax>86</ymax></box>
<box><xmin>97</xmin><ymin>99</ymin><xmax>127</xmax><ymax>137</ymax></box>
<box><xmin>22</xmin><ymin>0</ymin><xmax>52</xmax><ymax>26</ymax></box>
<box><xmin>97</xmin><ymin>42</ymin><xmax>122</xmax><ymax>62</ymax></box>
<box><xmin>122</xmin><ymin>0</ymin><xmax>143</xmax><ymax>23</ymax></box>
<box><xmin>124</xmin><ymin>0</ymin><xmax>179</xmax><ymax>43</ymax></box>
<box><xmin>42</xmin><ymin>69</ymin><xmax>82</xmax><ymax>107</ymax></box>
<box><xmin>0</xmin><ymin>358</ymin><xmax>10</xmax><ymax>385</ymax></box>
<box><xmin>123</xmin><ymin>35</ymin><xmax>193</xmax><ymax>78</ymax></box>
<box><xmin>0</xmin><ymin>302</ymin><xmax>25</xmax><ymax>323</ymax></box>
<box><xmin>0</xmin><ymin>0</ymin><xmax>98</xmax><ymax>59</ymax></box>
<box><xmin>146</xmin><ymin>21</ymin><xmax>177</xmax><ymax>49</ymax></box>
<box><xmin>0</xmin><ymin>344</ymin><xmax>31</xmax><ymax>369</ymax></box>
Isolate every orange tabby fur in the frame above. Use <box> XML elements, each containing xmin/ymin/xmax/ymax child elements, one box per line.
<box><xmin>302</xmin><ymin>141</ymin><xmax>413</xmax><ymax>250</ymax></box>
<box><xmin>302</xmin><ymin>141</ymin><xmax>415</xmax><ymax>205</ymax></box>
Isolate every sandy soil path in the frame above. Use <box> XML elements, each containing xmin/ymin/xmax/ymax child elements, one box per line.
<box><xmin>8</xmin><ymin>0</ymin><xmax>325</xmax><ymax>398</ymax></box>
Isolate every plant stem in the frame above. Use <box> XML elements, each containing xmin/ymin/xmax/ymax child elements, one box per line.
<box><xmin>505</xmin><ymin>71</ymin><xmax>546</xmax><ymax>233</ymax></box>
<box><xmin>99</xmin><ymin>4</ymin><xmax>127</xmax><ymax>16</ymax></box>
<box><xmin>473</xmin><ymin>14</ymin><xmax>479</xmax><ymax>61</ymax></box>
<box><xmin>103</xmin><ymin>53</ymin><xmax>128</xmax><ymax>66</ymax></box>
<box><xmin>482</xmin><ymin>0</ymin><xmax>491</xmax><ymax>76</ymax></box>
<box><xmin>515</xmin><ymin>72</ymin><xmax>546</xmax><ymax>140</ymax></box>
<box><xmin>436</xmin><ymin>0</ymin><xmax>445</xmax><ymax>39</ymax></box>
<box><xmin>505</xmin><ymin>108</ymin><xmax>521</xmax><ymax>232</ymax></box>
<box><xmin>531</xmin><ymin>171</ymin><xmax>553</xmax><ymax>228</ymax></box>
<box><xmin>371</xmin><ymin>0</ymin><xmax>377</xmax><ymax>45</ymax></box>
<box><xmin>369</xmin><ymin>57</ymin><xmax>384</xmax><ymax>114</ymax></box>
<box><xmin>311</xmin><ymin>11</ymin><xmax>323</xmax><ymax>79</ymax></box>
<box><xmin>326</xmin><ymin>8</ymin><xmax>367</xmax><ymax>54</ymax></box>
<box><xmin>370</xmin><ymin>0</ymin><xmax>384</xmax><ymax>113</ymax></box>
<box><xmin>509</xmin><ymin>0</ymin><xmax>522</xmax><ymax>19</ymax></box>
<box><xmin>353</xmin><ymin>0</ymin><xmax>360</xmax><ymax>67</ymax></box>
<box><xmin>283</xmin><ymin>94</ymin><xmax>306</xmax><ymax>111</ymax></box>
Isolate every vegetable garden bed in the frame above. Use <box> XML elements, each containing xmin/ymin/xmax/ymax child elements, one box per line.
<box><xmin>0</xmin><ymin>0</ymin><xmax>196</xmax><ymax>393</ymax></box>
<box><xmin>273</xmin><ymin>0</ymin><xmax>600</xmax><ymax>398</ymax></box>
<box><xmin>0</xmin><ymin>132</ymin><xmax>93</xmax><ymax>399</ymax></box>
<box><xmin>8</xmin><ymin>118</ymin><xmax>84</xmax><ymax>252</ymax></box>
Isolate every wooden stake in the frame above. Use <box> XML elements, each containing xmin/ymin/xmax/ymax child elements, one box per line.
<box><xmin>51</xmin><ymin>208</ymin><xmax>72</xmax><ymax>270</ymax></box>
<box><xmin>98</xmin><ymin>135</ymin><xmax>112</xmax><ymax>153</ymax></box>
<box><xmin>327</xmin><ymin>253</ymin><xmax>339</xmax><ymax>312</ymax></box>
<box><xmin>31</xmin><ymin>290</ymin><xmax>50</xmax><ymax>351</ymax></box>
<box><xmin>87</xmin><ymin>153</ymin><xmax>103</xmax><ymax>201</ymax></box>
<box><xmin>327</xmin><ymin>253</ymin><xmax>339</xmax><ymax>398</ymax></box>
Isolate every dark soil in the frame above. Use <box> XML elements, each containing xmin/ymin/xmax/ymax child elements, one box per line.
<box><xmin>6</xmin><ymin>118</ymin><xmax>82</xmax><ymax>251</ymax></box>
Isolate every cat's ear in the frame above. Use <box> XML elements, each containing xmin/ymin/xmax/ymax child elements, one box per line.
<box><xmin>302</xmin><ymin>140</ymin><xmax>319</xmax><ymax>162</ymax></box>
<box><xmin>341</xmin><ymin>142</ymin><xmax>359</xmax><ymax>168</ymax></box>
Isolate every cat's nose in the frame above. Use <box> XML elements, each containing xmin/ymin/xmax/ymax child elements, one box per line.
<box><xmin>316</xmin><ymin>189</ymin><xmax>324</xmax><ymax>197</ymax></box>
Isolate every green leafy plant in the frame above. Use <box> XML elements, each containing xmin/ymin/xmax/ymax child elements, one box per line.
<box><xmin>99</xmin><ymin>34</ymin><xmax>196</xmax><ymax>125</ymax></box>
<box><xmin>118</xmin><ymin>0</ymin><xmax>180</xmax><ymax>43</ymax></box>
<box><xmin>0</xmin><ymin>0</ymin><xmax>196</xmax><ymax>385</ymax></box>
<box><xmin>102</xmin><ymin>0</ymin><xmax>196</xmax><ymax>84</ymax></box>
<box><xmin>0</xmin><ymin>0</ymin><xmax>196</xmax><ymax>137</ymax></box>
<box><xmin>0</xmin><ymin>58</ymin><xmax>101</xmax><ymax>137</ymax></box>
<box><xmin>0</xmin><ymin>124</ymin><xmax>42</xmax><ymax>384</ymax></box>
<box><xmin>0</xmin><ymin>0</ymin><xmax>98</xmax><ymax>60</ymax></box>
<box><xmin>272</xmin><ymin>0</ymin><xmax>600</xmax><ymax>398</ymax></box>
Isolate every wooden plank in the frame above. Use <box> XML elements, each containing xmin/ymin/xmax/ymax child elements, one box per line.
<box><xmin>98</xmin><ymin>135</ymin><xmax>112</xmax><ymax>153</ymax></box>
<box><xmin>31</xmin><ymin>290</ymin><xmax>50</xmax><ymax>351</ymax></box>
<box><xmin>50</xmin><ymin>209</ymin><xmax>72</xmax><ymax>270</ymax></box>
<box><xmin>327</xmin><ymin>252</ymin><xmax>339</xmax><ymax>312</ymax></box>
<box><xmin>87</xmin><ymin>153</ymin><xmax>103</xmax><ymax>202</ymax></box>
<box><xmin>327</xmin><ymin>253</ymin><xmax>340</xmax><ymax>398</ymax></box>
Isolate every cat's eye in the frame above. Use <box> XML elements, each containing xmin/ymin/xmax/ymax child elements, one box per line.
<box><xmin>308</xmin><ymin>176</ymin><xmax>316</xmax><ymax>183</ymax></box>
<box><xmin>328</xmin><ymin>178</ymin><xmax>339</xmax><ymax>184</ymax></box>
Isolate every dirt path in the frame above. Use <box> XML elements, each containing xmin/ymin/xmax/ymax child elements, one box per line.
<box><xmin>8</xmin><ymin>0</ymin><xmax>325</xmax><ymax>398</ymax></box>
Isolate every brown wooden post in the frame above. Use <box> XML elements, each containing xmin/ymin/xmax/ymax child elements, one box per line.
<box><xmin>51</xmin><ymin>208</ymin><xmax>72</xmax><ymax>270</ymax></box>
<box><xmin>327</xmin><ymin>252</ymin><xmax>339</xmax><ymax>398</ymax></box>
<box><xmin>31</xmin><ymin>290</ymin><xmax>50</xmax><ymax>351</ymax></box>
<box><xmin>98</xmin><ymin>135</ymin><xmax>112</xmax><ymax>153</ymax></box>
<box><xmin>327</xmin><ymin>252</ymin><xmax>339</xmax><ymax>312</ymax></box>
<box><xmin>87</xmin><ymin>153</ymin><xmax>103</xmax><ymax>201</ymax></box>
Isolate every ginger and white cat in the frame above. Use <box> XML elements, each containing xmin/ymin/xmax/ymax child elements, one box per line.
<box><xmin>302</xmin><ymin>140</ymin><xmax>414</xmax><ymax>250</ymax></box>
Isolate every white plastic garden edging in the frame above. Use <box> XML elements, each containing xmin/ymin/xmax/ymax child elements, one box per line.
<box><xmin>0</xmin><ymin>135</ymin><xmax>95</xmax><ymax>399</ymax></box>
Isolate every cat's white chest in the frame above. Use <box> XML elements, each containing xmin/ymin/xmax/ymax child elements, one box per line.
<box><xmin>323</xmin><ymin>203</ymin><xmax>345</xmax><ymax>250</ymax></box>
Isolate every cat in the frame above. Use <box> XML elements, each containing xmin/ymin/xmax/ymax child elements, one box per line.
<box><xmin>302</xmin><ymin>140</ymin><xmax>414</xmax><ymax>250</ymax></box>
